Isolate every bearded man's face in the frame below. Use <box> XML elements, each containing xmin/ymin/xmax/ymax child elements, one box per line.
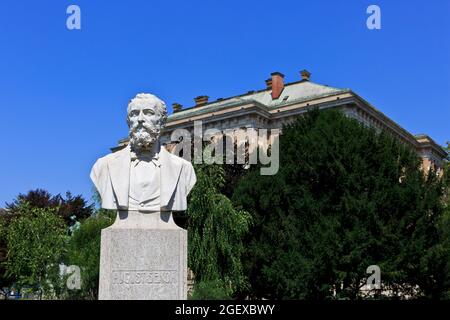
<box><xmin>127</xmin><ymin>98</ymin><xmax>165</xmax><ymax>152</ymax></box>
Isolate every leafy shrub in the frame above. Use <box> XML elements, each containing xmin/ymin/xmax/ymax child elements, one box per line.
<box><xmin>190</xmin><ymin>279</ymin><xmax>233</xmax><ymax>300</ymax></box>
<box><xmin>64</xmin><ymin>209</ymin><xmax>115</xmax><ymax>299</ymax></box>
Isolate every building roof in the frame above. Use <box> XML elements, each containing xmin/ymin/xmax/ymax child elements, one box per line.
<box><xmin>165</xmin><ymin>76</ymin><xmax>447</xmax><ymax>160</ymax></box>
<box><xmin>415</xmin><ymin>134</ymin><xmax>449</xmax><ymax>158</ymax></box>
<box><xmin>169</xmin><ymin>80</ymin><xmax>348</xmax><ymax>121</ymax></box>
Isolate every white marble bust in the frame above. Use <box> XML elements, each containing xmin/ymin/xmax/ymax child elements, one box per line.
<box><xmin>90</xmin><ymin>93</ymin><xmax>197</xmax><ymax>212</ymax></box>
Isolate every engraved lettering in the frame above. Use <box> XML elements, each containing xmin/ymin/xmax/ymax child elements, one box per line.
<box><xmin>111</xmin><ymin>270</ymin><xmax>178</xmax><ymax>286</ymax></box>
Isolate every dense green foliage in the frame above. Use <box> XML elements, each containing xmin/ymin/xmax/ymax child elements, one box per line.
<box><xmin>232</xmin><ymin>109</ymin><xmax>450</xmax><ymax>299</ymax></box>
<box><xmin>6</xmin><ymin>189</ymin><xmax>93</xmax><ymax>228</ymax></box>
<box><xmin>0</xmin><ymin>189</ymin><xmax>94</xmax><ymax>298</ymax></box>
<box><xmin>5</xmin><ymin>203</ymin><xmax>67</xmax><ymax>298</ymax></box>
<box><xmin>187</xmin><ymin>163</ymin><xmax>252</xmax><ymax>295</ymax></box>
<box><xmin>0</xmin><ymin>212</ymin><xmax>13</xmax><ymax>298</ymax></box>
<box><xmin>64</xmin><ymin>209</ymin><xmax>115</xmax><ymax>299</ymax></box>
<box><xmin>189</xmin><ymin>279</ymin><xmax>233</xmax><ymax>300</ymax></box>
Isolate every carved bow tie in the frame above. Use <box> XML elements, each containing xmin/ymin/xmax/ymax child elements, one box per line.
<box><xmin>130</xmin><ymin>150</ymin><xmax>160</xmax><ymax>166</ymax></box>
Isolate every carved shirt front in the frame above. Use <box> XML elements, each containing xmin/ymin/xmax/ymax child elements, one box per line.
<box><xmin>128</xmin><ymin>151</ymin><xmax>161</xmax><ymax>211</ymax></box>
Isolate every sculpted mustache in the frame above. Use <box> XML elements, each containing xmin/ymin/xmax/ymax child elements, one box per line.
<box><xmin>130</xmin><ymin>123</ymin><xmax>160</xmax><ymax>133</ymax></box>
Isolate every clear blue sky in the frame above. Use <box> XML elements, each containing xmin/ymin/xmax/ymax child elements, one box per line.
<box><xmin>0</xmin><ymin>0</ymin><xmax>449</xmax><ymax>206</ymax></box>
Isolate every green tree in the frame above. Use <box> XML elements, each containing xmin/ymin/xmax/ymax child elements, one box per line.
<box><xmin>440</xmin><ymin>142</ymin><xmax>450</xmax><ymax>298</ymax></box>
<box><xmin>232</xmin><ymin>109</ymin><xmax>450</xmax><ymax>299</ymax></box>
<box><xmin>0</xmin><ymin>210</ymin><xmax>16</xmax><ymax>298</ymax></box>
<box><xmin>1</xmin><ymin>189</ymin><xmax>93</xmax><ymax>298</ymax></box>
<box><xmin>5</xmin><ymin>203</ymin><xmax>67</xmax><ymax>299</ymax></box>
<box><xmin>187</xmin><ymin>163</ymin><xmax>251</xmax><ymax>296</ymax></box>
<box><xmin>190</xmin><ymin>279</ymin><xmax>233</xmax><ymax>300</ymax></box>
<box><xmin>6</xmin><ymin>189</ymin><xmax>93</xmax><ymax>229</ymax></box>
<box><xmin>64</xmin><ymin>209</ymin><xmax>115</xmax><ymax>299</ymax></box>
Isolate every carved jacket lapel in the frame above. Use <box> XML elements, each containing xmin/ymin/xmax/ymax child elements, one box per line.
<box><xmin>107</xmin><ymin>145</ymin><xmax>131</xmax><ymax>209</ymax></box>
<box><xmin>159</xmin><ymin>146</ymin><xmax>183</xmax><ymax>207</ymax></box>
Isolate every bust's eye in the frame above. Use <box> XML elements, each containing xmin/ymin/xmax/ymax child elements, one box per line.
<box><xmin>143</xmin><ymin>109</ymin><xmax>155</xmax><ymax>116</ymax></box>
<box><xmin>130</xmin><ymin>110</ymin><xmax>139</xmax><ymax>117</ymax></box>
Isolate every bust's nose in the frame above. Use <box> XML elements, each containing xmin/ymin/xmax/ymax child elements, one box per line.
<box><xmin>138</xmin><ymin>110</ymin><xmax>145</xmax><ymax>122</ymax></box>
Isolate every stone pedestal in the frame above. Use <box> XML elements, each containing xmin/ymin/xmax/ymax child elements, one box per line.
<box><xmin>98</xmin><ymin>210</ymin><xmax>187</xmax><ymax>300</ymax></box>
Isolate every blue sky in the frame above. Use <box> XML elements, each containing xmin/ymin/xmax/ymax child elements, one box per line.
<box><xmin>0</xmin><ymin>0</ymin><xmax>449</xmax><ymax>206</ymax></box>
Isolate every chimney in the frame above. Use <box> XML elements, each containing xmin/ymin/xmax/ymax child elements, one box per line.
<box><xmin>300</xmin><ymin>69</ymin><xmax>311</xmax><ymax>81</ymax></box>
<box><xmin>172</xmin><ymin>103</ymin><xmax>183</xmax><ymax>113</ymax></box>
<box><xmin>265</xmin><ymin>78</ymin><xmax>272</xmax><ymax>89</ymax></box>
<box><xmin>270</xmin><ymin>72</ymin><xmax>285</xmax><ymax>100</ymax></box>
<box><xmin>194</xmin><ymin>95</ymin><xmax>209</xmax><ymax>106</ymax></box>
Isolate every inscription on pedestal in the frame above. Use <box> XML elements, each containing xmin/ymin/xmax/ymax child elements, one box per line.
<box><xmin>110</xmin><ymin>270</ymin><xmax>180</xmax><ymax>300</ymax></box>
<box><xmin>112</xmin><ymin>270</ymin><xmax>177</xmax><ymax>285</ymax></box>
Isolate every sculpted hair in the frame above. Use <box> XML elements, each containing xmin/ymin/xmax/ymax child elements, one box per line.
<box><xmin>127</xmin><ymin>93</ymin><xmax>168</xmax><ymax>127</ymax></box>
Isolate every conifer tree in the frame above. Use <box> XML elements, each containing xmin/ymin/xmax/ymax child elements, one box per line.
<box><xmin>232</xmin><ymin>109</ymin><xmax>450</xmax><ymax>299</ymax></box>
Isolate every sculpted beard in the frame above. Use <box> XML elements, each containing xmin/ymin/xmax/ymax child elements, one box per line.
<box><xmin>129</xmin><ymin>122</ymin><xmax>162</xmax><ymax>152</ymax></box>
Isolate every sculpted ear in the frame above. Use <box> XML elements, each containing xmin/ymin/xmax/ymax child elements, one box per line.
<box><xmin>126</xmin><ymin>114</ymin><xmax>131</xmax><ymax>128</ymax></box>
<box><xmin>126</xmin><ymin>99</ymin><xmax>132</xmax><ymax>128</ymax></box>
